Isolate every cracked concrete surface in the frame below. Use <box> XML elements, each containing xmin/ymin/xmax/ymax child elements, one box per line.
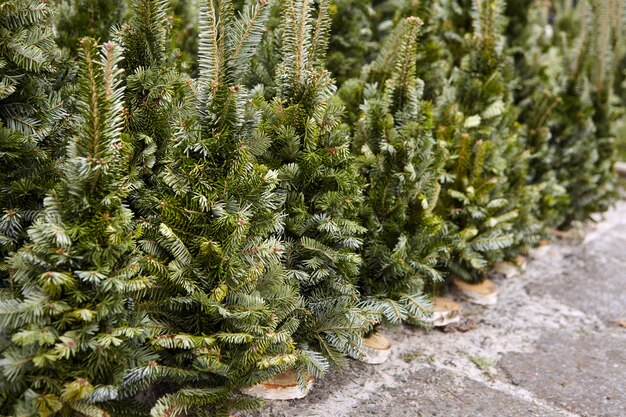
<box><xmin>242</xmin><ymin>201</ymin><xmax>626</xmax><ymax>417</ymax></box>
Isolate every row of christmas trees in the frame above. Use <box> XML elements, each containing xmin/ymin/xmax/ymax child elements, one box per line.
<box><xmin>0</xmin><ymin>0</ymin><xmax>623</xmax><ymax>415</ymax></box>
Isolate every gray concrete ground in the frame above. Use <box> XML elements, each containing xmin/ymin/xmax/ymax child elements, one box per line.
<box><xmin>242</xmin><ymin>201</ymin><xmax>626</xmax><ymax>417</ymax></box>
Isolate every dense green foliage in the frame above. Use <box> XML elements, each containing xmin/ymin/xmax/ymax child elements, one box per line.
<box><xmin>326</xmin><ymin>0</ymin><xmax>376</xmax><ymax>83</ymax></box>
<box><xmin>0</xmin><ymin>0</ymin><xmax>73</xmax><ymax>286</ymax></box>
<box><xmin>117</xmin><ymin>0</ymin><xmax>303</xmax><ymax>415</ymax></box>
<box><xmin>341</xmin><ymin>17</ymin><xmax>449</xmax><ymax>324</ymax></box>
<box><xmin>54</xmin><ymin>0</ymin><xmax>128</xmax><ymax>53</ymax></box>
<box><xmin>253</xmin><ymin>0</ymin><xmax>371</xmax><ymax>367</ymax></box>
<box><xmin>551</xmin><ymin>0</ymin><xmax>620</xmax><ymax>226</ymax></box>
<box><xmin>0</xmin><ymin>38</ymin><xmax>153</xmax><ymax>416</ymax></box>
<box><xmin>0</xmin><ymin>0</ymin><xmax>623</xmax><ymax>415</ymax></box>
<box><xmin>506</xmin><ymin>0</ymin><xmax>569</xmax><ymax>228</ymax></box>
<box><xmin>430</xmin><ymin>0</ymin><xmax>521</xmax><ymax>282</ymax></box>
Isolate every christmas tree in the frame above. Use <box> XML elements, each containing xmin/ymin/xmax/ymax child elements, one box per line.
<box><xmin>548</xmin><ymin>0</ymin><xmax>619</xmax><ymax>228</ymax></box>
<box><xmin>0</xmin><ymin>0</ymin><xmax>622</xmax><ymax>413</ymax></box>
<box><xmin>0</xmin><ymin>38</ymin><xmax>153</xmax><ymax>416</ymax></box>
<box><xmin>433</xmin><ymin>0</ymin><xmax>521</xmax><ymax>282</ymax></box>
<box><xmin>117</xmin><ymin>0</ymin><xmax>302</xmax><ymax>414</ymax></box>
<box><xmin>252</xmin><ymin>0</ymin><xmax>372</xmax><ymax>368</ymax></box>
<box><xmin>505</xmin><ymin>0</ymin><xmax>569</xmax><ymax>229</ymax></box>
<box><xmin>385</xmin><ymin>0</ymin><xmax>462</xmax><ymax>101</ymax></box>
<box><xmin>479</xmin><ymin>0</ymin><xmax>547</xmax><ymax>262</ymax></box>
<box><xmin>341</xmin><ymin>17</ymin><xmax>449</xmax><ymax>325</ymax></box>
<box><xmin>0</xmin><ymin>0</ymin><xmax>70</xmax><ymax>286</ymax></box>
<box><xmin>583</xmin><ymin>0</ymin><xmax>621</xmax><ymax>221</ymax></box>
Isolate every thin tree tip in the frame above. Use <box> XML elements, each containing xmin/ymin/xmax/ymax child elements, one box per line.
<box><xmin>406</xmin><ymin>16</ymin><xmax>424</xmax><ymax>26</ymax></box>
<box><xmin>103</xmin><ymin>41</ymin><xmax>117</xmax><ymax>51</ymax></box>
<box><xmin>79</xmin><ymin>37</ymin><xmax>97</xmax><ymax>49</ymax></box>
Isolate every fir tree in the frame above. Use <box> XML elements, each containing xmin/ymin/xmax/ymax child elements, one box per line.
<box><xmin>0</xmin><ymin>0</ymin><xmax>70</xmax><ymax>286</ymax></box>
<box><xmin>506</xmin><ymin>0</ymin><xmax>621</xmax><ymax>231</ymax></box>
<box><xmin>548</xmin><ymin>0</ymin><xmax>619</xmax><ymax>227</ymax></box>
<box><xmin>584</xmin><ymin>0</ymin><xmax>621</xmax><ymax>220</ymax></box>
<box><xmin>248</xmin><ymin>0</ymin><xmax>376</xmax><ymax>94</ymax></box>
<box><xmin>0</xmin><ymin>0</ymin><xmax>59</xmax><ymax>132</ymax></box>
<box><xmin>0</xmin><ymin>38</ymin><xmax>153</xmax><ymax>417</ymax></box>
<box><xmin>386</xmin><ymin>0</ymin><xmax>462</xmax><ymax>101</ymax></box>
<box><xmin>475</xmin><ymin>0</ymin><xmax>548</xmax><ymax>257</ymax></box>
<box><xmin>506</xmin><ymin>0</ymin><xmax>569</xmax><ymax>229</ymax></box>
<box><xmin>253</xmin><ymin>0</ymin><xmax>371</xmax><ymax>368</ymax></box>
<box><xmin>341</xmin><ymin>17</ymin><xmax>449</xmax><ymax>325</ymax></box>
<box><xmin>434</xmin><ymin>0</ymin><xmax>521</xmax><ymax>282</ymax></box>
<box><xmin>117</xmin><ymin>0</ymin><xmax>302</xmax><ymax>415</ymax></box>
<box><xmin>482</xmin><ymin>0</ymin><xmax>548</xmax><ymax>257</ymax></box>
<box><xmin>497</xmin><ymin>98</ymin><xmax>545</xmax><ymax>258</ymax></box>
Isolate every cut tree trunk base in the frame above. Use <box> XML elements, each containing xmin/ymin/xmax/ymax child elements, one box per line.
<box><xmin>354</xmin><ymin>332</ymin><xmax>392</xmax><ymax>364</ymax></box>
<box><xmin>615</xmin><ymin>161</ymin><xmax>626</xmax><ymax>178</ymax></box>
<box><xmin>240</xmin><ymin>370</ymin><xmax>313</xmax><ymax>400</ymax></box>
<box><xmin>547</xmin><ymin>227</ymin><xmax>584</xmax><ymax>240</ymax></box>
<box><xmin>491</xmin><ymin>261</ymin><xmax>519</xmax><ymax>278</ymax></box>
<box><xmin>516</xmin><ymin>255</ymin><xmax>527</xmax><ymax>271</ymax></box>
<box><xmin>427</xmin><ymin>296</ymin><xmax>462</xmax><ymax>327</ymax></box>
<box><xmin>492</xmin><ymin>256</ymin><xmax>527</xmax><ymax>278</ymax></box>
<box><xmin>453</xmin><ymin>277</ymin><xmax>498</xmax><ymax>306</ymax></box>
<box><xmin>528</xmin><ymin>239</ymin><xmax>551</xmax><ymax>259</ymax></box>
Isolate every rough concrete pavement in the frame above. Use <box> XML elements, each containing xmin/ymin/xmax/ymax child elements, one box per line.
<box><xmin>241</xmin><ymin>201</ymin><xmax>626</xmax><ymax>417</ymax></box>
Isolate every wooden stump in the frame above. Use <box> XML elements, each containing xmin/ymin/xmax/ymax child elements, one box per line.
<box><xmin>528</xmin><ymin>239</ymin><xmax>551</xmax><ymax>259</ymax></box>
<box><xmin>516</xmin><ymin>255</ymin><xmax>527</xmax><ymax>271</ymax></box>
<box><xmin>492</xmin><ymin>261</ymin><xmax>519</xmax><ymax>278</ymax></box>
<box><xmin>354</xmin><ymin>332</ymin><xmax>392</xmax><ymax>364</ymax></box>
<box><xmin>240</xmin><ymin>370</ymin><xmax>313</xmax><ymax>400</ymax></box>
<box><xmin>428</xmin><ymin>296</ymin><xmax>462</xmax><ymax>327</ymax></box>
<box><xmin>614</xmin><ymin>161</ymin><xmax>626</xmax><ymax>178</ymax></box>
<box><xmin>453</xmin><ymin>277</ymin><xmax>498</xmax><ymax>306</ymax></box>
